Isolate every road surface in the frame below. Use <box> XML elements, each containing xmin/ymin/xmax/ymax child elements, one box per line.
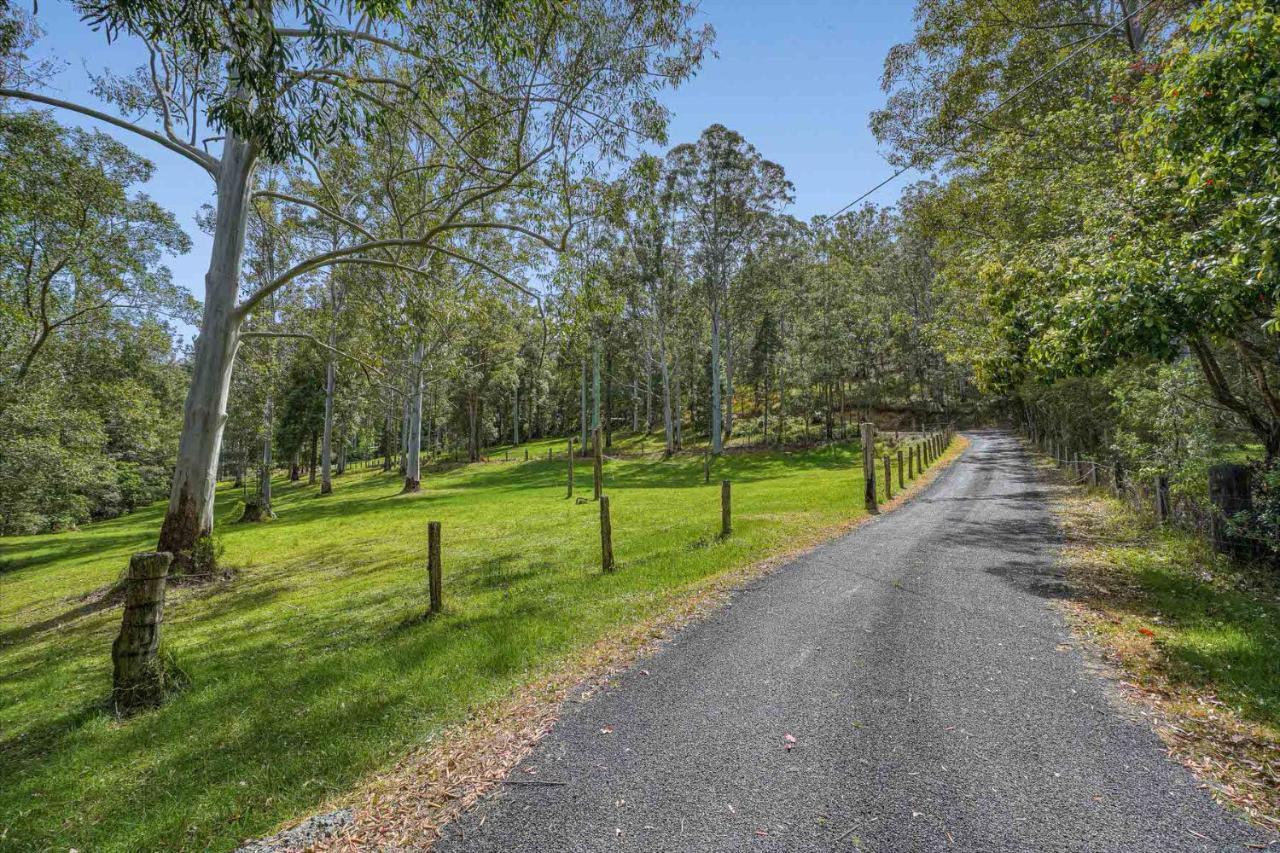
<box><xmin>437</xmin><ymin>431</ymin><xmax>1274</xmax><ymax>852</ymax></box>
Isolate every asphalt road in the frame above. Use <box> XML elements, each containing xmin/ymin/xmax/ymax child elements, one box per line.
<box><xmin>437</xmin><ymin>431</ymin><xmax>1275</xmax><ymax>852</ymax></box>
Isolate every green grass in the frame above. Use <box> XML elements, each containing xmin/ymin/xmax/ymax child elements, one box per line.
<box><xmin>0</xmin><ymin>433</ymin><xmax>933</xmax><ymax>851</ymax></box>
<box><xmin>1059</xmin><ymin>489</ymin><xmax>1280</xmax><ymax>731</ymax></box>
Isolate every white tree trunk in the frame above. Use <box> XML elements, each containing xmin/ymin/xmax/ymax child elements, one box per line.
<box><xmin>723</xmin><ymin>315</ymin><xmax>735</xmax><ymax>444</ymax></box>
<box><xmin>157</xmin><ymin>132</ymin><xmax>256</xmax><ymax>567</ymax></box>
<box><xmin>579</xmin><ymin>358</ymin><xmax>588</xmax><ymax>450</ymax></box>
<box><xmin>320</xmin><ymin>324</ymin><xmax>337</xmax><ymax>495</ymax></box>
<box><xmin>404</xmin><ymin>341</ymin><xmax>424</xmax><ymax>491</ymax></box>
<box><xmin>659</xmin><ymin>325</ymin><xmax>674</xmax><ymax>457</ymax></box>
<box><xmin>710</xmin><ymin>303</ymin><xmax>723</xmax><ymax>455</ymax></box>
<box><xmin>260</xmin><ymin>398</ymin><xmax>273</xmax><ymax>510</ymax></box>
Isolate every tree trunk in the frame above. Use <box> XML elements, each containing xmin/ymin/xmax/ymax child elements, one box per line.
<box><xmin>259</xmin><ymin>398</ymin><xmax>273</xmax><ymax>513</ymax></box>
<box><xmin>320</xmin><ymin>326</ymin><xmax>337</xmax><ymax>495</ymax></box>
<box><xmin>592</xmin><ymin>339</ymin><xmax>602</xmax><ymax>435</ymax></box>
<box><xmin>467</xmin><ymin>392</ymin><xmax>480</xmax><ymax>462</ymax></box>
<box><xmin>156</xmin><ymin>131</ymin><xmax>256</xmax><ymax>571</ymax></box>
<box><xmin>659</xmin><ymin>326</ymin><xmax>674</xmax><ymax>457</ymax></box>
<box><xmin>723</xmin><ymin>311</ymin><xmax>734</xmax><ymax>445</ymax></box>
<box><xmin>404</xmin><ymin>341</ymin><xmax>424</xmax><ymax>491</ymax></box>
<box><xmin>580</xmin><ymin>357</ymin><xmax>588</xmax><ymax>452</ymax></box>
<box><xmin>308</xmin><ymin>431</ymin><xmax>318</xmax><ymax>485</ymax></box>
<box><xmin>382</xmin><ymin>405</ymin><xmax>393</xmax><ymax>471</ymax></box>
<box><xmin>604</xmin><ymin>347</ymin><xmax>614</xmax><ymax>448</ymax></box>
<box><xmin>710</xmin><ymin>303</ymin><xmax>723</xmax><ymax>455</ymax></box>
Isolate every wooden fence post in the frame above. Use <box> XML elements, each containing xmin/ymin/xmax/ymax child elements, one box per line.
<box><xmin>1089</xmin><ymin>459</ymin><xmax>1099</xmax><ymax>487</ymax></box>
<box><xmin>721</xmin><ymin>480</ymin><xmax>731</xmax><ymax>538</ymax></box>
<box><xmin>600</xmin><ymin>494</ymin><xmax>614</xmax><ymax>572</ymax></box>
<box><xmin>524</xmin><ymin>449</ymin><xmax>529</xmax><ymax>462</ymax></box>
<box><xmin>593</xmin><ymin>427</ymin><xmax>603</xmax><ymax>501</ymax></box>
<box><xmin>908</xmin><ymin>445</ymin><xmax>915</xmax><ymax>479</ymax></box>
<box><xmin>861</xmin><ymin>422</ymin><xmax>877</xmax><ymax>512</ymax></box>
<box><xmin>897</xmin><ymin>449</ymin><xmax>905</xmax><ymax>490</ymax></box>
<box><xmin>1112</xmin><ymin>460</ymin><xmax>1124</xmax><ymax>497</ymax></box>
<box><xmin>884</xmin><ymin>455</ymin><xmax>893</xmax><ymax>500</ymax></box>
<box><xmin>111</xmin><ymin>551</ymin><xmax>174</xmax><ymax>714</ymax></box>
<box><xmin>428</xmin><ymin>522</ymin><xmax>442</xmax><ymax>615</ymax></box>
<box><xmin>567</xmin><ymin>439</ymin><xmax>574</xmax><ymax>498</ymax></box>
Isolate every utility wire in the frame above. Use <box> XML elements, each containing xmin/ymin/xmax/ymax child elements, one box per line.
<box><xmin>816</xmin><ymin>0</ymin><xmax>1158</xmax><ymax>226</ymax></box>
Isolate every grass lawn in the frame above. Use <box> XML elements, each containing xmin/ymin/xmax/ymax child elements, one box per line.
<box><xmin>0</xmin><ymin>433</ymin><xmax>938</xmax><ymax>851</ymax></box>
<box><xmin>1049</xmin><ymin>468</ymin><xmax>1280</xmax><ymax>830</ymax></box>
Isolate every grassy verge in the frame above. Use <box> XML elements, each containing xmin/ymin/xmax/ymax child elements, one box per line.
<box><xmin>1041</xmin><ymin>457</ymin><xmax>1280</xmax><ymax>832</ymax></box>
<box><xmin>1</xmin><ymin>432</ymin><xmax>953</xmax><ymax>851</ymax></box>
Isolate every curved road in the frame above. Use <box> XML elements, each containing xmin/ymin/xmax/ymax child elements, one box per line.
<box><xmin>438</xmin><ymin>432</ymin><xmax>1275</xmax><ymax>852</ymax></box>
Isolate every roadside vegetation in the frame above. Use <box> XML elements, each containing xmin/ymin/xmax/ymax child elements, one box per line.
<box><xmin>1045</xmin><ymin>460</ymin><xmax>1280</xmax><ymax>832</ymax></box>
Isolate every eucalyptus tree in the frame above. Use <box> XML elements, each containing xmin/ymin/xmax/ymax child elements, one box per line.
<box><xmin>667</xmin><ymin>125</ymin><xmax>792</xmax><ymax>453</ymax></box>
<box><xmin>621</xmin><ymin>153</ymin><xmax>685</xmax><ymax>455</ymax></box>
<box><xmin>2</xmin><ymin>0</ymin><xmax>708</xmax><ymax>566</ymax></box>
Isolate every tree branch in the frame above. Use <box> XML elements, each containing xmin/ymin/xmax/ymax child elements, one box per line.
<box><xmin>0</xmin><ymin>88</ymin><xmax>218</xmax><ymax>174</ymax></box>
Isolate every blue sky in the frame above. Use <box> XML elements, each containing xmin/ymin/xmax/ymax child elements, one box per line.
<box><xmin>27</xmin><ymin>0</ymin><xmax>921</xmax><ymax>342</ymax></box>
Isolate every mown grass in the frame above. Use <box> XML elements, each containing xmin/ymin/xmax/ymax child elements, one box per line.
<box><xmin>0</xmin><ymin>433</ymin><xmax>933</xmax><ymax>851</ymax></box>
<box><xmin>1050</xmin><ymin>471</ymin><xmax>1280</xmax><ymax>829</ymax></box>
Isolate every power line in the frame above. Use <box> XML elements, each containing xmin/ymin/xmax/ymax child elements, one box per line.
<box><xmin>817</xmin><ymin>0</ymin><xmax>1158</xmax><ymax>226</ymax></box>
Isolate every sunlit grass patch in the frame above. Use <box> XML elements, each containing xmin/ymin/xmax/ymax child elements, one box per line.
<box><xmin>1047</xmin><ymin>464</ymin><xmax>1280</xmax><ymax>832</ymax></box>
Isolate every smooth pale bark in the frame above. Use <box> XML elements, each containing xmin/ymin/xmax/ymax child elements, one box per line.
<box><xmin>709</xmin><ymin>303</ymin><xmax>723</xmax><ymax>455</ymax></box>
<box><xmin>399</xmin><ymin>392</ymin><xmax>410</xmax><ymax>474</ymax></box>
<box><xmin>320</xmin><ymin>325</ymin><xmax>337</xmax><ymax>495</ymax></box>
<box><xmin>382</xmin><ymin>406</ymin><xmax>393</xmax><ymax>471</ymax></box>
<box><xmin>723</xmin><ymin>313</ymin><xmax>735</xmax><ymax>444</ymax></box>
<box><xmin>156</xmin><ymin>132</ymin><xmax>256</xmax><ymax>568</ymax></box>
<box><xmin>579</xmin><ymin>358</ymin><xmax>588</xmax><ymax>451</ymax></box>
<box><xmin>673</xmin><ymin>361</ymin><xmax>683</xmax><ymax>450</ymax></box>
<box><xmin>659</xmin><ymin>326</ymin><xmax>674</xmax><ymax>457</ymax></box>
<box><xmin>404</xmin><ymin>341</ymin><xmax>424</xmax><ymax>492</ymax></box>
<box><xmin>604</xmin><ymin>347</ymin><xmax>613</xmax><ymax>448</ymax></box>
<box><xmin>592</xmin><ymin>341</ymin><xmax>601</xmax><ymax>432</ymax></box>
<box><xmin>260</xmin><ymin>398</ymin><xmax>273</xmax><ymax>512</ymax></box>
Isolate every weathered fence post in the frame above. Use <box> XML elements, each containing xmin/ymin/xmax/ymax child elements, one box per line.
<box><xmin>567</xmin><ymin>439</ymin><xmax>574</xmax><ymax>498</ymax></box>
<box><xmin>428</xmin><ymin>522</ymin><xmax>442</xmax><ymax>615</ymax></box>
<box><xmin>1209</xmin><ymin>464</ymin><xmax>1253</xmax><ymax>556</ymax></box>
<box><xmin>1112</xmin><ymin>460</ymin><xmax>1124</xmax><ymax>496</ymax></box>
<box><xmin>721</xmin><ymin>480</ymin><xmax>732</xmax><ymax>538</ymax></box>
<box><xmin>600</xmin><ymin>494</ymin><xmax>614</xmax><ymax>572</ymax></box>
<box><xmin>1154</xmin><ymin>474</ymin><xmax>1171</xmax><ymax>525</ymax></box>
<box><xmin>883</xmin><ymin>455</ymin><xmax>893</xmax><ymax>500</ymax></box>
<box><xmin>111</xmin><ymin>551</ymin><xmax>174</xmax><ymax>715</ymax></box>
<box><xmin>524</xmin><ymin>449</ymin><xmax>529</xmax><ymax>462</ymax></box>
<box><xmin>897</xmin><ymin>449</ymin><xmax>905</xmax><ymax>490</ymax></box>
<box><xmin>908</xmin><ymin>445</ymin><xmax>915</xmax><ymax>479</ymax></box>
<box><xmin>593</xmin><ymin>427</ymin><xmax>603</xmax><ymax>501</ymax></box>
<box><xmin>861</xmin><ymin>422</ymin><xmax>877</xmax><ymax>512</ymax></box>
<box><xmin>1089</xmin><ymin>459</ymin><xmax>1099</xmax><ymax>487</ymax></box>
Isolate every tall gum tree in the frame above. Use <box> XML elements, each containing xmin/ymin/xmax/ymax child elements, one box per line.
<box><xmin>667</xmin><ymin>124</ymin><xmax>791</xmax><ymax>454</ymax></box>
<box><xmin>2</xmin><ymin>0</ymin><xmax>709</xmax><ymax>567</ymax></box>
